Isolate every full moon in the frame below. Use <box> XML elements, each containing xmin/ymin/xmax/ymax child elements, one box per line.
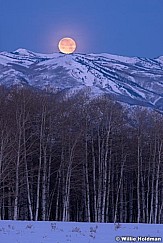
<box><xmin>58</xmin><ymin>37</ymin><xmax>76</xmax><ymax>54</ymax></box>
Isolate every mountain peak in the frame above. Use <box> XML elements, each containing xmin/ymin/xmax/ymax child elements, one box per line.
<box><xmin>13</xmin><ymin>48</ymin><xmax>35</xmax><ymax>57</ymax></box>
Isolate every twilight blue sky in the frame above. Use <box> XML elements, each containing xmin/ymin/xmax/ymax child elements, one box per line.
<box><xmin>0</xmin><ymin>0</ymin><xmax>163</xmax><ymax>58</ymax></box>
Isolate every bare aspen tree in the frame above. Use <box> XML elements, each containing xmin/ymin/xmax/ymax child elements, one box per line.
<box><xmin>84</xmin><ymin>117</ymin><xmax>91</xmax><ymax>222</ymax></box>
<box><xmin>114</xmin><ymin>152</ymin><xmax>126</xmax><ymax>223</ymax></box>
<box><xmin>137</xmin><ymin>135</ymin><xmax>141</xmax><ymax>223</ymax></box>
<box><xmin>91</xmin><ymin>135</ymin><xmax>97</xmax><ymax>222</ymax></box>
<box><xmin>35</xmin><ymin>102</ymin><xmax>46</xmax><ymax>221</ymax></box>
<box><xmin>154</xmin><ymin>139</ymin><xmax>162</xmax><ymax>223</ymax></box>
<box><xmin>23</xmin><ymin>120</ymin><xmax>33</xmax><ymax>219</ymax></box>
<box><xmin>149</xmin><ymin>136</ymin><xmax>157</xmax><ymax>224</ymax></box>
<box><xmin>62</xmin><ymin>135</ymin><xmax>79</xmax><ymax>221</ymax></box>
<box><xmin>13</xmin><ymin>106</ymin><xmax>23</xmax><ymax>220</ymax></box>
<box><xmin>0</xmin><ymin>129</ymin><xmax>5</xmax><ymax>220</ymax></box>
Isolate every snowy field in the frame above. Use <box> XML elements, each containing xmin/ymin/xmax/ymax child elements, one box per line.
<box><xmin>0</xmin><ymin>221</ymin><xmax>162</xmax><ymax>243</ymax></box>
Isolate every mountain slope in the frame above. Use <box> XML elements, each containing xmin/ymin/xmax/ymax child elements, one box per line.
<box><xmin>0</xmin><ymin>48</ymin><xmax>163</xmax><ymax>111</ymax></box>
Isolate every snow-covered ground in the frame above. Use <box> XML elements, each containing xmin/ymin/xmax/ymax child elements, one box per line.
<box><xmin>0</xmin><ymin>220</ymin><xmax>162</xmax><ymax>243</ymax></box>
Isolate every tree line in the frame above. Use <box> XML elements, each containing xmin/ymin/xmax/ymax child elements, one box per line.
<box><xmin>0</xmin><ymin>86</ymin><xmax>163</xmax><ymax>223</ymax></box>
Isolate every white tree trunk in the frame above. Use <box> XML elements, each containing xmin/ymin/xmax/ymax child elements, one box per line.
<box><xmin>114</xmin><ymin>154</ymin><xmax>125</xmax><ymax>223</ymax></box>
<box><xmin>42</xmin><ymin>147</ymin><xmax>47</xmax><ymax>221</ymax></box>
<box><xmin>35</xmin><ymin>108</ymin><xmax>45</xmax><ymax>220</ymax></box>
<box><xmin>14</xmin><ymin>128</ymin><xmax>21</xmax><ymax>220</ymax></box>
<box><xmin>137</xmin><ymin>136</ymin><xmax>141</xmax><ymax>223</ymax></box>
<box><xmin>154</xmin><ymin>141</ymin><xmax>162</xmax><ymax>223</ymax></box>
<box><xmin>149</xmin><ymin>138</ymin><xmax>157</xmax><ymax>223</ymax></box>
<box><xmin>85</xmin><ymin>130</ymin><xmax>91</xmax><ymax>222</ymax></box>
<box><xmin>91</xmin><ymin>136</ymin><xmax>97</xmax><ymax>222</ymax></box>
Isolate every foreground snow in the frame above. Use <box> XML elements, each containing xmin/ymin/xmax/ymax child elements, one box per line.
<box><xmin>0</xmin><ymin>220</ymin><xmax>162</xmax><ymax>243</ymax></box>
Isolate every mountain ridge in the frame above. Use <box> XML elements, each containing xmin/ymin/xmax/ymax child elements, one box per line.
<box><xmin>0</xmin><ymin>49</ymin><xmax>163</xmax><ymax>111</ymax></box>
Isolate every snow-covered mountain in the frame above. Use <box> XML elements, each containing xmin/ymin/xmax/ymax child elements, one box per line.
<box><xmin>0</xmin><ymin>48</ymin><xmax>163</xmax><ymax>111</ymax></box>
